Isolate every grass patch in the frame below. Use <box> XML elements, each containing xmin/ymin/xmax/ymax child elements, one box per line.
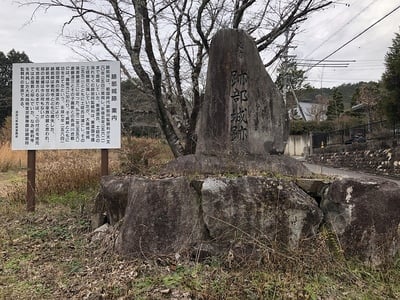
<box><xmin>0</xmin><ymin>136</ymin><xmax>173</xmax><ymax>204</ymax></box>
<box><xmin>118</xmin><ymin>136</ymin><xmax>173</xmax><ymax>175</ymax></box>
<box><xmin>42</xmin><ymin>189</ymin><xmax>95</xmax><ymax>210</ymax></box>
<box><xmin>0</xmin><ymin>142</ymin><xmax>26</xmax><ymax>172</ymax></box>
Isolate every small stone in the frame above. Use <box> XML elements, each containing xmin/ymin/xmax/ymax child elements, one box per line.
<box><xmin>160</xmin><ymin>289</ymin><xmax>171</xmax><ymax>294</ymax></box>
<box><xmin>93</xmin><ymin>223</ymin><xmax>110</xmax><ymax>233</ymax></box>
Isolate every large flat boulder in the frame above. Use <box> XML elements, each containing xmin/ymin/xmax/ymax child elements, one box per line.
<box><xmin>94</xmin><ymin>174</ymin><xmax>400</xmax><ymax>265</ymax></box>
<box><xmin>92</xmin><ymin>176</ymin><xmax>131</xmax><ymax>227</ymax></box>
<box><xmin>163</xmin><ymin>154</ymin><xmax>311</xmax><ymax>177</ymax></box>
<box><xmin>201</xmin><ymin>177</ymin><xmax>322</xmax><ymax>250</ymax></box>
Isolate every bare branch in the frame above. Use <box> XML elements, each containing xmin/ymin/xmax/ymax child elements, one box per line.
<box><xmin>256</xmin><ymin>0</ymin><xmax>332</xmax><ymax>51</ymax></box>
<box><xmin>232</xmin><ymin>0</ymin><xmax>256</xmax><ymax>29</ymax></box>
<box><xmin>196</xmin><ymin>0</ymin><xmax>211</xmax><ymax>52</ymax></box>
<box><xmin>21</xmin><ymin>0</ymin><xmax>335</xmax><ymax>156</ymax></box>
<box><xmin>139</xmin><ymin>0</ymin><xmax>185</xmax><ymax>156</ymax></box>
<box><xmin>264</xmin><ymin>30</ymin><xmax>295</xmax><ymax>67</ymax></box>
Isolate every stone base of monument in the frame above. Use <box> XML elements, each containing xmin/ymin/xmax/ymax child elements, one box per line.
<box><xmin>162</xmin><ymin>154</ymin><xmax>311</xmax><ymax>177</ymax></box>
<box><xmin>93</xmin><ymin>172</ymin><xmax>323</xmax><ymax>261</ymax></box>
<box><xmin>320</xmin><ymin>178</ymin><xmax>400</xmax><ymax>266</ymax></box>
<box><xmin>92</xmin><ymin>167</ymin><xmax>400</xmax><ymax>266</ymax></box>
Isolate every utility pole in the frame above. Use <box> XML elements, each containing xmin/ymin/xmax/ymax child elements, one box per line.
<box><xmin>282</xmin><ymin>30</ymin><xmax>289</xmax><ymax>105</ymax></box>
<box><xmin>289</xmin><ymin>83</ymin><xmax>307</xmax><ymax>120</ymax></box>
<box><xmin>281</xmin><ymin>29</ymin><xmax>306</xmax><ymax>120</ymax></box>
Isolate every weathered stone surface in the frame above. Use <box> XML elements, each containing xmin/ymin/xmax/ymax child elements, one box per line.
<box><xmin>112</xmin><ymin>175</ymin><xmax>322</xmax><ymax>258</ymax></box>
<box><xmin>163</xmin><ymin>154</ymin><xmax>311</xmax><ymax>177</ymax></box>
<box><xmin>321</xmin><ymin>178</ymin><xmax>400</xmax><ymax>265</ymax></box>
<box><xmin>196</xmin><ymin>29</ymin><xmax>289</xmax><ymax>156</ymax></box>
<box><xmin>92</xmin><ymin>176</ymin><xmax>130</xmax><ymax>227</ymax></box>
<box><xmin>201</xmin><ymin>177</ymin><xmax>322</xmax><ymax>250</ymax></box>
<box><xmin>115</xmin><ymin>177</ymin><xmax>205</xmax><ymax>258</ymax></box>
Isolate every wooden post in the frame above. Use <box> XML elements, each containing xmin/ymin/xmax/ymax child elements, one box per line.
<box><xmin>101</xmin><ymin>149</ymin><xmax>109</xmax><ymax>176</ymax></box>
<box><xmin>27</xmin><ymin>150</ymin><xmax>36</xmax><ymax>212</ymax></box>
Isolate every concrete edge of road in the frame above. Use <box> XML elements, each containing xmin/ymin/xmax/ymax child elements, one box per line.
<box><xmin>302</xmin><ymin>161</ymin><xmax>400</xmax><ymax>185</ymax></box>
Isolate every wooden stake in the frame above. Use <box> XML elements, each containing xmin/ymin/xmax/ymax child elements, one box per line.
<box><xmin>27</xmin><ymin>150</ymin><xmax>36</xmax><ymax>212</ymax></box>
<box><xmin>101</xmin><ymin>149</ymin><xmax>109</xmax><ymax>176</ymax></box>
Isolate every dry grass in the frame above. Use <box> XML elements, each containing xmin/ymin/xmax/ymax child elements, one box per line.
<box><xmin>0</xmin><ymin>142</ymin><xmax>26</xmax><ymax>172</ymax></box>
<box><xmin>2</xmin><ymin>148</ymin><xmax>109</xmax><ymax>203</ymax></box>
<box><xmin>0</xmin><ymin>136</ymin><xmax>172</xmax><ymax>203</ymax></box>
<box><xmin>118</xmin><ymin>136</ymin><xmax>173</xmax><ymax>175</ymax></box>
<box><xmin>36</xmin><ymin>150</ymin><xmax>105</xmax><ymax>196</ymax></box>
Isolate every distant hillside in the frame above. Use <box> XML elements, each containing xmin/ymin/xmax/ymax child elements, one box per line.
<box><xmin>295</xmin><ymin>83</ymin><xmax>368</xmax><ymax>110</ymax></box>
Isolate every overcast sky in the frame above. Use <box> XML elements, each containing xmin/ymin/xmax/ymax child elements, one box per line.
<box><xmin>1</xmin><ymin>0</ymin><xmax>399</xmax><ymax>88</ymax></box>
<box><xmin>291</xmin><ymin>0</ymin><xmax>400</xmax><ymax>88</ymax></box>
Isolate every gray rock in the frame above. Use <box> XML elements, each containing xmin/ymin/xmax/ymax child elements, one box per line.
<box><xmin>91</xmin><ymin>224</ymin><xmax>112</xmax><ymax>243</ymax></box>
<box><xmin>92</xmin><ymin>176</ymin><xmax>130</xmax><ymax>226</ymax></box>
<box><xmin>321</xmin><ymin>178</ymin><xmax>400</xmax><ymax>265</ymax></box>
<box><xmin>201</xmin><ymin>177</ymin><xmax>322</xmax><ymax>250</ymax></box>
<box><xmin>196</xmin><ymin>29</ymin><xmax>288</xmax><ymax>156</ymax></box>
<box><xmin>115</xmin><ymin>177</ymin><xmax>205</xmax><ymax>258</ymax></box>
<box><xmin>93</xmin><ymin>223</ymin><xmax>111</xmax><ymax>233</ymax></box>
<box><xmin>295</xmin><ymin>178</ymin><xmax>330</xmax><ymax>202</ymax></box>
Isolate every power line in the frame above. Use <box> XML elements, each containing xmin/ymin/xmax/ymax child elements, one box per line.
<box><xmin>297</xmin><ymin>64</ymin><xmax>349</xmax><ymax>68</ymax></box>
<box><xmin>304</xmin><ymin>3</ymin><xmax>400</xmax><ymax>72</ymax></box>
<box><xmin>296</xmin><ymin>59</ymin><xmax>356</xmax><ymax>62</ymax></box>
<box><xmin>296</xmin><ymin>59</ymin><xmax>354</xmax><ymax>69</ymax></box>
<box><xmin>304</xmin><ymin>0</ymin><xmax>378</xmax><ymax>59</ymax></box>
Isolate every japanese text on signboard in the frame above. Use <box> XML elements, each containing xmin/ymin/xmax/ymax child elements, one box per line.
<box><xmin>12</xmin><ymin>61</ymin><xmax>121</xmax><ymax>150</ymax></box>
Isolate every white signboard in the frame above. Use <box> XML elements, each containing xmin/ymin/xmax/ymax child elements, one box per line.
<box><xmin>12</xmin><ymin>61</ymin><xmax>121</xmax><ymax>150</ymax></box>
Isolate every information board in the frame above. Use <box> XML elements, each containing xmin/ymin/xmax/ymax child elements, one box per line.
<box><xmin>12</xmin><ymin>61</ymin><xmax>121</xmax><ymax>150</ymax></box>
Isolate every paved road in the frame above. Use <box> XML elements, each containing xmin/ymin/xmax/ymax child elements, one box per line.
<box><xmin>303</xmin><ymin>162</ymin><xmax>400</xmax><ymax>185</ymax></box>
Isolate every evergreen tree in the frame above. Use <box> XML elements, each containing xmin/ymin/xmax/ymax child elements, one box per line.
<box><xmin>275</xmin><ymin>60</ymin><xmax>306</xmax><ymax>93</ymax></box>
<box><xmin>326</xmin><ymin>88</ymin><xmax>344</xmax><ymax>121</ymax></box>
<box><xmin>0</xmin><ymin>50</ymin><xmax>31</xmax><ymax>126</ymax></box>
<box><xmin>382</xmin><ymin>31</ymin><xmax>400</xmax><ymax>123</ymax></box>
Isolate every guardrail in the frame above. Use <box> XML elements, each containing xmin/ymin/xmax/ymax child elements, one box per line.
<box><xmin>312</xmin><ymin>120</ymin><xmax>400</xmax><ymax>149</ymax></box>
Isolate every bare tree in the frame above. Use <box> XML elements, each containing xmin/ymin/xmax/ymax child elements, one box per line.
<box><xmin>20</xmin><ymin>0</ymin><xmax>332</xmax><ymax>157</ymax></box>
<box><xmin>356</xmin><ymin>82</ymin><xmax>381</xmax><ymax>123</ymax></box>
<box><xmin>307</xmin><ymin>94</ymin><xmax>328</xmax><ymax>122</ymax></box>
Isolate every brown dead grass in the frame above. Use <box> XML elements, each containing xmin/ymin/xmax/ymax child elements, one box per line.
<box><xmin>0</xmin><ymin>136</ymin><xmax>173</xmax><ymax>203</ymax></box>
<box><xmin>0</xmin><ymin>142</ymin><xmax>26</xmax><ymax>172</ymax></box>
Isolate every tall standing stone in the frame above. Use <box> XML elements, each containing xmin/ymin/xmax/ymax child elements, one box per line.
<box><xmin>196</xmin><ymin>29</ymin><xmax>289</xmax><ymax>156</ymax></box>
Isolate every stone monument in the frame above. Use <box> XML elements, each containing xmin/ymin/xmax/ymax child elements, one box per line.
<box><xmin>164</xmin><ymin>28</ymin><xmax>305</xmax><ymax>176</ymax></box>
<box><xmin>196</xmin><ymin>29</ymin><xmax>289</xmax><ymax>156</ymax></box>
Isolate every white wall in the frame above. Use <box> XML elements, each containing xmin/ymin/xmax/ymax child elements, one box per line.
<box><xmin>285</xmin><ymin>134</ymin><xmax>311</xmax><ymax>156</ymax></box>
